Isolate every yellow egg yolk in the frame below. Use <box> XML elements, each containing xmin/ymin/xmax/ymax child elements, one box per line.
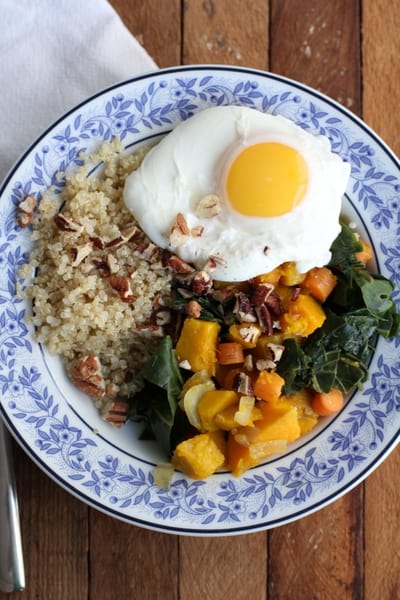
<box><xmin>226</xmin><ymin>142</ymin><xmax>309</xmax><ymax>217</ymax></box>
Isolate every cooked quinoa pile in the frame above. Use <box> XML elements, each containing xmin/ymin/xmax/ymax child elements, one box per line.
<box><xmin>21</xmin><ymin>139</ymin><xmax>173</xmax><ymax>411</ymax></box>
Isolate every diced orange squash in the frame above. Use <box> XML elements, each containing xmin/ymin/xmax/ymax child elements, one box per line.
<box><xmin>279</xmin><ymin>261</ymin><xmax>306</xmax><ymax>286</ymax></box>
<box><xmin>238</xmin><ymin>401</ymin><xmax>301</xmax><ymax>444</ymax></box>
<box><xmin>198</xmin><ymin>389</ymin><xmax>239</xmax><ymax>431</ymax></box>
<box><xmin>251</xmin><ymin>266</ymin><xmax>282</xmax><ymax>286</ymax></box>
<box><xmin>302</xmin><ymin>266</ymin><xmax>337</xmax><ymax>302</ymax></box>
<box><xmin>228</xmin><ymin>323</ymin><xmax>262</xmax><ymax>349</ymax></box>
<box><xmin>297</xmin><ymin>415</ymin><xmax>318</xmax><ymax>435</ymax></box>
<box><xmin>253</xmin><ymin>370</ymin><xmax>285</xmax><ymax>403</ymax></box>
<box><xmin>172</xmin><ymin>430</ymin><xmax>226</xmax><ymax>479</ymax></box>
<box><xmin>228</xmin><ymin>434</ymin><xmax>287</xmax><ymax>476</ymax></box>
<box><xmin>175</xmin><ymin>317</ymin><xmax>221</xmax><ymax>376</ymax></box>
<box><xmin>280</xmin><ymin>294</ymin><xmax>326</xmax><ymax>337</ymax></box>
<box><xmin>214</xmin><ymin>403</ymin><xmax>263</xmax><ymax>431</ymax></box>
<box><xmin>275</xmin><ymin>285</ymin><xmax>296</xmax><ymax>312</ymax></box>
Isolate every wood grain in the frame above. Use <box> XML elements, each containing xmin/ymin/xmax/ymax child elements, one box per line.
<box><xmin>363</xmin><ymin>2</ymin><xmax>400</xmax><ymax>599</ymax></box>
<box><xmin>183</xmin><ymin>0</ymin><xmax>269</xmax><ymax>69</ymax></box>
<box><xmin>268</xmin><ymin>2</ymin><xmax>363</xmax><ymax>598</ymax></box>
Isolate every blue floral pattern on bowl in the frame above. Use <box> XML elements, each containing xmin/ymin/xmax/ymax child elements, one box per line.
<box><xmin>0</xmin><ymin>66</ymin><xmax>399</xmax><ymax>535</ymax></box>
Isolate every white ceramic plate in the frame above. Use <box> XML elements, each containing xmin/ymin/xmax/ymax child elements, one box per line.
<box><xmin>1</xmin><ymin>66</ymin><xmax>399</xmax><ymax>536</ymax></box>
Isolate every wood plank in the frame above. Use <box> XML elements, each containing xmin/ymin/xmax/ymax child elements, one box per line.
<box><xmin>0</xmin><ymin>444</ymin><xmax>88</xmax><ymax>600</ymax></box>
<box><xmin>271</xmin><ymin>0</ymin><xmax>361</xmax><ymax>111</ymax></box>
<box><xmin>89</xmin><ymin>512</ymin><xmax>179</xmax><ymax>600</ymax></box>
<box><xmin>268</xmin><ymin>2</ymin><xmax>363</xmax><ymax>598</ymax></box>
<box><xmin>179</xmin><ymin>534</ymin><xmax>267</xmax><ymax>600</ymax></box>
<box><xmin>109</xmin><ymin>0</ymin><xmax>181</xmax><ymax>68</ymax></box>
<box><xmin>362</xmin><ymin>1</ymin><xmax>400</xmax><ymax>598</ymax></box>
<box><xmin>183</xmin><ymin>0</ymin><xmax>269</xmax><ymax>69</ymax></box>
<box><xmin>179</xmin><ymin>3</ymin><xmax>269</xmax><ymax>599</ymax></box>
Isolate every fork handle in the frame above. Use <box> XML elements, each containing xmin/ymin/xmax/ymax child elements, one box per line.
<box><xmin>0</xmin><ymin>419</ymin><xmax>25</xmax><ymax>593</ymax></box>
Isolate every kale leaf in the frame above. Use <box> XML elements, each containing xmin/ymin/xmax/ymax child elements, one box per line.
<box><xmin>129</xmin><ymin>336</ymin><xmax>183</xmax><ymax>454</ymax></box>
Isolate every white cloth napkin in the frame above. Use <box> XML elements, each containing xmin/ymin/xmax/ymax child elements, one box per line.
<box><xmin>0</xmin><ymin>0</ymin><xmax>157</xmax><ymax>184</ymax></box>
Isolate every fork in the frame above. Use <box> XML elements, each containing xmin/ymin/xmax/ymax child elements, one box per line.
<box><xmin>0</xmin><ymin>419</ymin><xmax>25</xmax><ymax>592</ymax></box>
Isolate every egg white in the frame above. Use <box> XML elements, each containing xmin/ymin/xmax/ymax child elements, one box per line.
<box><xmin>124</xmin><ymin>105</ymin><xmax>350</xmax><ymax>281</ymax></box>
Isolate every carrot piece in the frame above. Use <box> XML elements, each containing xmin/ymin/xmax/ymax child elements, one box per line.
<box><xmin>253</xmin><ymin>370</ymin><xmax>284</xmax><ymax>402</ymax></box>
<box><xmin>302</xmin><ymin>267</ymin><xmax>337</xmax><ymax>302</ymax></box>
<box><xmin>217</xmin><ymin>342</ymin><xmax>245</xmax><ymax>365</ymax></box>
<box><xmin>356</xmin><ymin>239</ymin><xmax>373</xmax><ymax>265</ymax></box>
<box><xmin>311</xmin><ymin>389</ymin><xmax>344</xmax><ymax>416</ymax></box>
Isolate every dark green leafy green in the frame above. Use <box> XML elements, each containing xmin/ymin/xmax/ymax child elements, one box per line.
<box><xmin>277</xmin><ymin>222</ymin><xmax>400</xmax><ymax>394</ymax></box>
<box><xmin>129</xmin><ymin>336</ymin><xmax>183</xmax><ymax>454</ymax></box>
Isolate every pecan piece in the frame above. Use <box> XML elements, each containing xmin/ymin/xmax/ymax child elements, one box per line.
<box><xmin>192</xmin><ymin>271</ymin><xmax>212</xmax><ymax>295</ymax></box>
<box><xmin>17</xmin><ymin>194</ymin><xmax>36</xmax><ymax>228</ymax></box>
<box><xmin>233</xmin><ymin>292</ymin><xmax>257</xmax><ymax>323</ymax></box>
<box><xmin>106</xmin><ymin>223</ymin><xmax>141</xmax><ymax>248</ymax></box>
<box><xmin>134</xmin><ymin>324</ymin><xmax>164</xmax><ymax>337</ymax></box>
<box><xmin>191</xmin><ymin>225</ymin><xmax>204</xmax><ymax>237</ymax></box>
<box><xmin>107</xmin><ymin>254</ymin><xmax>119</xmax><ymax>274</ymax></box>
<box><xmin>162</xmin><ymin>250</ymin><xmax>195</xmax><ymax>274</ymax></box>
<box><xmin>232</xmin><ymin>372</ymin><xmax>254</xmax><ymax>396</ymax></box>
<box><xmin>109</xmin><ymin>275</ymin><xmax>136</xmax><ymax>303</ymax></box>
<box><xmin>135</xmin><ymin>242</ymin><xmax>160</xmax><ymax>262</ymax></box>
<box><xmin>186</xmin><ymin>299</ymin><xmax>202</xmax><ymax>318</ymax></box>
<box><xmin>53</xmin><ymin>213</ymin><xmax>84</xmax><ymax>233</ymax></box>
<box><xmin>255</xmin><ymin>304</ymin><xmax>273</xmax><ymax>335</ymax></box>
<box><xmin>265</xmin><ymin>291</ymin><xmax>283</xmax><ymax>317</ymax></box>
<box><xmin>71</xmin><ymin>242</ymin><xmax>93</xmax><ymax>267</ymax></box>
<box><xmin>169</xmin><ymin>212</ymin><xmax>190</xmax><ymax>247</ymax></box>
<box><xmin>104</xmin><ymin>401</ymin><xmax>129</xmax><ymax>428</ymax></box>
<box><xmin>195</xmin><ymin>194</ymin><xmax>221</xmax><ymax>218</ymax></box>
<box><xmin>70</xmin><ymin>355</ymin><xmax>105</xmax><ymax>398</ymax></box>
<box><xmin>251</xmin><ymin>283</ymin><xmax>274</xmax><ymax>306</ymax></box>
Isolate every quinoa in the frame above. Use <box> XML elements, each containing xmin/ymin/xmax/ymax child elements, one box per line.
<box><xmin>22</xmin><ymin>139</ymin><xmax>173</xmax><ymax>411</ymax></box>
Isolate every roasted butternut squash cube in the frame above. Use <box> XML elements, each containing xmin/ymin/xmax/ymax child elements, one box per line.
<box><xmin>280</xmin><ymin>294</ymin><xmax>326</xmax><ymax>337</ymax></box>
<box><xmin>297</xmin><ymin>415</ymin><xmax>318</xmax><ymax>435</ymax></box>
<box><xmin>238</xmin><ymin>401</ymin><xmax>301</xmax><ymax>445</ymax></box>
<box><xmin>172</xmin><ymin>431</ymin><xmax>226</xmax><ymax>479</ymax></box>
<box><xmin>280</xmin><ymin>261</ymin><xmax>306</xmax><ymax>286</ymax></box>
<box><xmin>253</xmin><ymin>370</ymin><xmax>284</xmax><ymax>402</ymax></box>
<box><xmin>214</xmin><ymin>403</ymin><xmax>263</xmax><ymax>431</ymax></box>
<box><xmin>251</xmin><ymin>266</ymin><xmax>282</xmax><ymax>285</ymax></box>
<box><xmin>198</xmin><ymin>389</ymin><xmax>239</xmax><ymax>431</ymax></box>
<box><xmin>175</xmin><ymin>317</ymin><xmax>221</xmax><ymax>376</ymax></box>
<box><xmin>282</xmin><ymin>390</ymin><xmax>319</xmax><ymax>435</ymax></box>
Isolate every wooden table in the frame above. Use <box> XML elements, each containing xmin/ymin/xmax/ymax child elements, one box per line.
<box><xmin>2</xmin><ymin>1</ymin><xmax>399</xmax><ymax>598</ymax></box>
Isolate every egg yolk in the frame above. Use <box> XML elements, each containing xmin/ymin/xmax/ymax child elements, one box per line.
<box><xmin>226</xmin><ymin>142</ymin><xmax>309</xmax><ymax>218</ymax></box>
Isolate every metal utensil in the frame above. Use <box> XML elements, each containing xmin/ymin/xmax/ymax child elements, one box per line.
<box><xmin>0</xmin><ymin>419</ymin><xmax>25</xmax><ymax>593</ymax></box>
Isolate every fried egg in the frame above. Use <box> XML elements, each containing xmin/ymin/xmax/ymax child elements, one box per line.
<box><xmin>124</xmin><ymin>106</ymin><xmax>350</xmax><ymax>281</ymax></box>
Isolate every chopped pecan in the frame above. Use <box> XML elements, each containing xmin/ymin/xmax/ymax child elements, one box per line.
<box><xmin>89</xmin><ymin>235</ymin><xmax>106</xmax><ymax>249</ymax></box>
<box><xmin>186</xmin><ymin>299</ymin><xmax>202</xmax><ymax>318</ymax></box>
<box><xmin>238</xmin><ymin>325</ymin><xmax>260</xmax><ymax>346</ymax></box>
<box><xmin>71</xmin><ymin>242</ymin><xmax>93</xmax><ymax>267</ymax></box>
<box><xmin>169</xmin><ymin>213</ymin><xmax>190</xmax><ymax>247</ymax></box>
<box><xmin>192</xmin><ymin>271</ymin><xmax>212</xmax><ymax>296</ymax></box>
<box><xmin>265</xmin><ymin>291</ymin><xmax>283</xmax><ymax>317</ymax></box>
<box><xmin>233</xmin><ymin>292</ymin><xmax>257</xmax><ymax>323</ymax></box>
<box><xmin>135</xmin><ymin>242</ymin><xmax>160</xmax><ymax>262</ymax></box>
<box><xmin>69</xmin><ymin>355</ymin><xmax>105</xmax><ymax>398</ymax></box>
<box><xmin>106</xmin><ymin>223</ymin><xmax>141</xmax><ymax>248</ymax></box>
<box><xmin>232</xmin><ymin>372</ymin><xmax>254</xmax><ymax>396</ymax></box>
<box><xmin>17</xmin><ymin>194</ymin><xmax>36</xmax><ymax>228</ymax></box>
<box><xmin>54</xmin><ymin>213</ymin><xmax>84</xmax><ymax>233</ymax></box>
<box><xmin>255</xmin><ymin>304</ymin><xmax>273</xmax><ymax>335</ymax></box>
<box><xmin>104</xmin><ymin>401</ymin><xmax>129</xmax><ymax>428</ymax></box>
<box><xmin>191</xmin><ymin>225</ymin><xmax>204</xmax><ymax>237</ymax></box>
<box><xmin>109</xmin><ymin>275</ymin><xmax>136</xmax><ymax>303</ymax></box>
<box><xmin>92</xmin><ymin>259</ymin><xmax>110</xmax><ymax>277</ymax></box>
<box><xmin>179</xmin><ymin>359</ymin><xmax>192</xmax><ymax>370</ymax></box>
<box><xmin>268</xmin><ymin>342</ymin><xmax>285</xmax><ymax>363</ymax></box>
<box><xmin>292</xmin><ymin>286</ymin><xmax>301</xmax><ymax>301</ymax></box>
<box><xmin>177</xmin><ymin>287</ymin><xmax>193</xmax><ymax>299</ymax></box>
<box><xmin>251</xmin><ymin>283</ymin><xmax>274</xmax><ymax>306</ymax></box>
<box><xmin>195</xmin><ymin>194</ymin><xmax>221</xmax><ymax>218</ymax></box>
<box><xmin>162</xmin><ymin>250</ymin><xmax>195</xmax><ymax>274</ymax></box>
<box><xmin>243</xmin><ymin>353</ymin><xmax>254</xmax><ymax>371</ymax></box>
<box><xmin>107</xmin><ymin>254</ymin><xmax>119</xmax><ymax>274</ymax></box>
<box><xmin>255</xmin><ymin>358</ymin><xmax>276</xmax><ymax>371</ymax></box>
<box><xmin>212</xmin><ymin>285</ymin><xmax>240</xmax><ymax>303</ymax></box>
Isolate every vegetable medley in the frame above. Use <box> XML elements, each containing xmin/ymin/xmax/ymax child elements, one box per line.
<box><xmin>129</xmin><ymin>222</ymin><xmax>400</xmax><ymax>480</ymax></box>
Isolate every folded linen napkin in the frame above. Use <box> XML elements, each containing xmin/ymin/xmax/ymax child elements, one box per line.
<box><xmin>0</xmin><ymin>0</ymin><xmax>157</xmax><ymax>184</ymax></box>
